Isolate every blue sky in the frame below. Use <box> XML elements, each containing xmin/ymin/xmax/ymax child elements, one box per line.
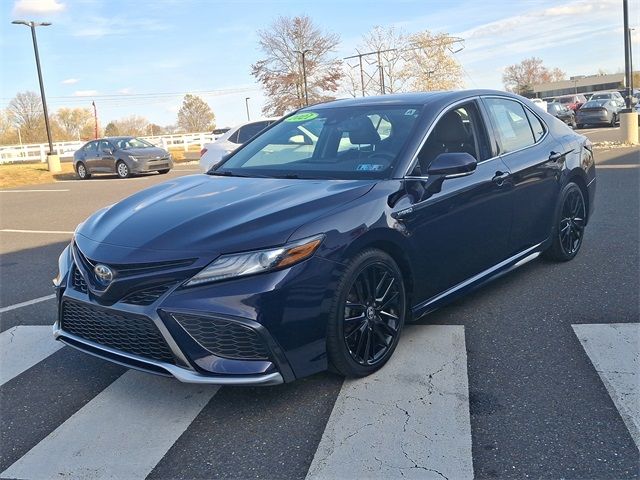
<box><xmin>1</xmin><ymin>0</ymin><xmax>638</xmax><ymax>129</ymax></box>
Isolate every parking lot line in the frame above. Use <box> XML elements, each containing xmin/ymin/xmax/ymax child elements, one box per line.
<box><xmin>596</xmin><ymin>164</ymin><xmax>640</xmax><ymax>169</ymax></box>
<box><xmin>306</xmin><ymin>325</ymin><xmax>473</xmax><ymax>480</ymax></box>
<box><xmin>0</xmin><ymin>326</ymin><xmax>63</xmax><ymax>387</ymax></box>
<box><xmin>0</xmin><ymin>229</ymin><xmax>74</xmax><ymax>234</ymax></box>
<box><xmin>0</xmin><ymin>189</ymin><xmax>69</xmax><ymax>193</ymax></box>
<box><xmin>1</xmin><ymin>370</ymin><xmax>219</xmax><ymax>480</ymax></box>
<box><xmin>573</xmin><ymin>323</ymin><xmax>640</xmax><ymax>449</ymax></box>
<box><xmin>0</xmin><ymin>293</ymin><xmax>57</xmax><ymax>314</ymax></box>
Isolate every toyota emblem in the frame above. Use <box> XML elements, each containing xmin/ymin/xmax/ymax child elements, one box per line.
<box><xmin>94</xmin><ymin>264</ymin><xmax>114</xmax><ymax>285</ymax></box>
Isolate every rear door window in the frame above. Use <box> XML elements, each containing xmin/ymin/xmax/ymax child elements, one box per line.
<box><xmin>237</xmin><ymin>121</ymin><xmax>271</xmax><ymax>144</ymax></box>
<box><xmin>484</xmin><ymin>98</ymin><xmax>536</xmax><ymax>154</ymax></box>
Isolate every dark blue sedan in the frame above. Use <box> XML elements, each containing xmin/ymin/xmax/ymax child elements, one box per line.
<box><xmin>53</xmin><ymin>90</ymin><xmax>596</xmax><ymax>385</ymax></box>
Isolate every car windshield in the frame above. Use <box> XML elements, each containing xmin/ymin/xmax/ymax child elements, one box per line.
<box><xmin>114</xmin><ymin>137</ymin><xmax>155</xmax><ymax>149</ymax></box>
<box><xmin>582</xmin><ymin>100</ymin><xmax>608</xmax><ymax>108</ymax></box>
<box><xmin>590</xmin><ymin>94</ymin><xmax>610</xmax><ymax>100</ymax></box>
<box><xmin>558</xmin><ymin>97</ymin><xmax>573</xmax><ymax>104</ymax></box>
<box><xmin>212</xmin><ymin>105</ymin><xmax>424</xmax><ymax>180</ymax></box>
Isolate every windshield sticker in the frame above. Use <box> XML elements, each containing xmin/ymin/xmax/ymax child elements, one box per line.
<box><xmin>356</xmin><ymin>163</ymin><xmax>385</xmax><ymax>172</ymax></box>
<box><xmin>285</xmin><ymin>112</ymin><xmax>319</xmax><ymax>122</ymax></box>
<box><xmin>404</xmin><ymin>109</ymin><xmax>417</xmax><ymax>116</ymax></box>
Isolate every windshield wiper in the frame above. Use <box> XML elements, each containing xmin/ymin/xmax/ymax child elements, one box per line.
<box><xmin>208</xmin><ymin>170</ymin><xmax>267</xmax><ymax>178</ymax></box>
<box><xmin>274</xmin><ymin>173</ymin><xmax>300</xmax><ymax>179</ymax></box>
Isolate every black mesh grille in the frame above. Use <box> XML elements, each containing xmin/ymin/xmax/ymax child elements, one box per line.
<box><xmin>61</xmin><ymin>301</ymin><xmax>175</xmax><ymax>363</ymax></box>
<box><xmin>172</xmin><ymin>313</ymin><xmax>270</xmax><ymax>360</ymax></box>
<box><xmin>72</xmin><ymin>268</ymin><xmax>88</xmax><ymax>293</ymax></box>
<box><xmin>121</xmin><ymin>282</ymin><xmax>176</xmax><ymax>306</ymax></box>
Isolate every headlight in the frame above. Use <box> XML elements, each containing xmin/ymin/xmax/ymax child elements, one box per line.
<box><xmin>184</xmin><ymin>234</ymin><xmax>324</xmax><ymax>287</ymax></box>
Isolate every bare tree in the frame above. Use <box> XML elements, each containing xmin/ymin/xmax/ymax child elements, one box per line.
<box><xmin>251</xmin><ymin>15</ymin><xmax>343</xmax><ymax>115</ymax></box>
<box><xmin>7</xmin><ymin>91</ymin><xmax>45</xmax><ymax>143</ymax></box>
<box><xmin>502</xmin><ymin>57</ymin><xmax>566</xmax><ymax>95</ymax></box>
<box><xmin>0</xmin><ymin>109</ymin><xmax>19</xmax><ymax>145</ymax></box>
<box><xmin>109</xmin><ymin>115</ymin><xmax>149</xmax><ymax>137</ymax></box>
<box><xmin>55</xmin><ymin>107</ymin><xmax>93</xmax><ymax>140</ymax></box>
<box><xmin>402</xmin><ymin>32</ymin><xmax>464</xmax><ymax>91</ymax></box>
<box><xmin>177</xmin><ymin>94</ymin><xmax>215</xmax><ymax>132</ymax></box>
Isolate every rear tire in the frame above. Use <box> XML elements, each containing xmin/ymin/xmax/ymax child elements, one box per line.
<box><xmin>116</xmin><ymin>160</ymin><xmax>131</xmax><ymax>179</ymax></box>
<box><xmin>543</xmin><ymin>182</ymin><xmax>586</xmax><ymax>262</ymax></box>
<box><xmin>326</xmin><ymin>249</ymin><xmax>406</xmax><ymax>378</ymax></box>
<box><xmin>76</xmin><ymin>162</ymin><xmax>90</xmax><ymax>180</ymax></box>
<box><xmin>157</xmin><ymin>169</ymin><xmax>170</xmax><ymax>174</ymax></box>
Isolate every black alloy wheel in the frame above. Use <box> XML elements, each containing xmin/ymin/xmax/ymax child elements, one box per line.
<box><xmin>327</xmin><ymin>249</ymin><xmax>406</xmax><ymax>377</ymax></box>
<box><xmin>544</xmin><ymin>182</ymin><xmax>586</xmax><ymax>261</ymax></box>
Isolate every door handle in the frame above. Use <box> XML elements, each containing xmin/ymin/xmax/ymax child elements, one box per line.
<box><xmin>549</xmin><ymin>149</ymin><xmax>573</xmax><ymax>162</ymax></box>
<box><xmin>492</xmin><ymin>171</ymin><xmax>510</xmax><ymax>186</ymax></box>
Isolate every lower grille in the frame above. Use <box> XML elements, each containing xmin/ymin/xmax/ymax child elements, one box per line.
<box><xmin>72</xmin><ymin>268</ymin><xmax>88</xmax><ymax>293</ymax></box>
<box><xmin>172</xmin><ymin>313</ymin><xmax>270</xmax><ymax>360</ymax></box>
<box><xmin>61</xmin><ymin>301</ymin><xmax>175</xmax><ymax>363</ymax></box>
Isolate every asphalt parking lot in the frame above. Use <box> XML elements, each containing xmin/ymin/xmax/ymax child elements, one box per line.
<box><xmin>0</xmin><ymin>133</ymin><xmax>638</xmax><ymax>479</ymax></box>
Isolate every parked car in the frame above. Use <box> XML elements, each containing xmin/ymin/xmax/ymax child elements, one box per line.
<box><xmin>555</xmin><ymin>94</ymin><xmax>588</xmax><ymax>111</ymax></box>
<box><xmin>55</xmin><ymin>90</ymin><xmax>596</xmax><ymax>385</ymax></box>
<box><xmin>547</xmin><ymin>102</ymin><xmax>576</xmax><ymax>127</ymax></box>
<box><xmin>531</xmin><ymin>98</ymin><xmax>547</xmax><ymax>111</ymax></box>
<box><xmin>589</xmin><ymin>91</ymin><xmax>625</xmax><ymax>108</ymax></box>
<box><xmin>576</xmin><ymin>99</ymin><xmax>621</xmax><ymax>128</ymax></box>
<box><xmin>212</xmin><ymin>127</ymin><xmax>230</xmax><ymax>140</ymax></box>
<box><xmin>199</xmin><ymin>119</ymin><xmax>278</xmax><ymax>172</ymax></box>
<box><xmin>74</xmin><ymin>136</ymin><xmax>173</xmax><ymax>179</ymax></box>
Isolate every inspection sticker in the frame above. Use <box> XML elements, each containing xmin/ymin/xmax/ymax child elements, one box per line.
<box><xmin>356</xmin><ymin>164</ymin><xmax>385</xmax><ymax>172</ymax></box>
<box><xmin>285</xmin><ymin>112</ymin><xmax>319</xmax><ymax>122</ymax></box>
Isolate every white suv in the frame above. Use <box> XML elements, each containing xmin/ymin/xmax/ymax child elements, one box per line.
<box><xmin>199</xmin><ymin>119</ymin><xmax>279</xmax><ymax>172</ymax></box>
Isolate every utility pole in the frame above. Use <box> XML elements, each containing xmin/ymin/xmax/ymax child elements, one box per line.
<box><xmin>12</xmin><ymin>20</ymin><xmax>59</xmax><ymax>171</ymax></box>
<box><xmin>92</xmin><ymin>101</ymin><xmax>98</xmax><ymax>139</ymax></box>
<box><xmin>623</xmin><ymin>0</ymin><xmax>632</xmax><ymax>109</ymax></box>
<box><xmin>245</xmin><ymin>97</ymin><xmax>251</xmax><ymax>121</ymax></box>
<box><xmin>629</xmin><ymin>28</ymin><xmax>634</xmax><ymax>96</ymax></box>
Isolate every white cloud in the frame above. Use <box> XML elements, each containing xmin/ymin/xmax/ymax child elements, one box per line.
<box><xmin>117</xmin><ymin>88</ymin><xmax>132</xmax><ymax>94</ymax></box>
<box><xmin>72</xmin><ymin>17</ymin><xmax>168</xmax><ymax>38</ymax></box>
<box><xmin>13</xmin><ymin>0</ymin><xmax>65</xmax><ymax>15</ymax></box>
<box><xmin>61</xmin><ymin>78</ymin><xmax>79</xmax><ymax>84</ymax></box>
<box><xmin>74</xmin><ymin>90</ymin><xmax>98</xmax><ymax>97</ymax></box>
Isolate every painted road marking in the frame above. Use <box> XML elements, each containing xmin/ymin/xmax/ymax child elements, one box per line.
<box><xmin>1</xmin><ymin>370</ymin><xmax>219</xmax><ymax>480</ymax></box>
<box><xmin>0</xmin><ymin>326</ymin><xmax>63</xmax><ymax>387</ymax></box>
<box><xmin>0</xmin><ymin>294</ymin><xmax>57</xmax><ymax>314</ymax></box>
<box><xmin>307</xmin><ymin>325</ymin><xmax>473</xmax><ymax>480</ymax></box>
<box><xmin>0</xmin><ymin>229</ymin><xmax>74</xmax><ymax>234</ymax></box>
<box><xmin>573</xmin><ymin>323</ymin><xmax>640</xmax><ymax>449</ymax></box>
<box><xmin>0</xmin><ymin>189</ymin><xmax>69</xmax><ymax>193</ymax></box>
<box><xmin>596</xmin><ymin>164</ymin><xmax>640</xmax><ymax>169</ymax></box>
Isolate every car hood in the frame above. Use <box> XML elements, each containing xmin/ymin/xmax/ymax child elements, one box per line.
<box><xmin>77</xmin><ymin>174</ymin><xmax>376</xmax><ymax>258</ymax></box>
<box><xmin>120</xmin><ymin>147</ymin><xmax>168</xmax><ymax>158</ymax></box>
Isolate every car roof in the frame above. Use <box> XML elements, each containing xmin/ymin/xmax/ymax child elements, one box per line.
<box><xmin>303</xmin><ymin>90</ymin><xmax>532</xmax><ymax>110</ymax></box>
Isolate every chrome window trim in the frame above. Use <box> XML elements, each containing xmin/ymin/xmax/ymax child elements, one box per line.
<box><xmin>402</xmin><ymin>95</ymin><xmax>554</xmax><ymax>179</ymax></box>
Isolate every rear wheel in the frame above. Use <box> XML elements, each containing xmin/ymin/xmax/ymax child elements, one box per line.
<box><xmin>327</xmin><ymin>249</ymin><xmax>406</xmax><ymax>377</ymax></box>
<box><xmin>76</xmin><ymin>162</ymin><xmax>90</xmax><ymax>180</ymax></box>
<box><xmin>543</xmin><ymin>182</ymin><xmax>586</xmax><ymax>262</ymax></box>
<box><xmin>116</xmin><ymin>160</ymin><xmax>131</xmax><ymax>179</ymax></box>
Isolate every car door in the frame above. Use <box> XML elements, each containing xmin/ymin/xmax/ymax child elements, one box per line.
<box><xmin>399</xmin><ymin>100</ymin><xmax>514</xmax><ymax>302</ymax></box>
<box><xmin>82</xmin><ymin>141</ymin><xmax>100</xmax><ymax>172</ymax></box>
<box><xmin>96</xmin><ymin>140</ymin><xmax>116</xmax><ymax>172</ymax></box>
<box><xmin>481</xmin><ymin>96</ymin><xmax>564</xmax><ymax>254</ymax></box>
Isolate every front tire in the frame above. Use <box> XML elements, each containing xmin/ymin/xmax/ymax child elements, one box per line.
<box><xmin>76</xmin><ymin>162</ymin><xmax>90</xmax><ymax>180</ymax></box>
<box><xmin>116</xmin><ymin>160</ymin><xmax>131</xmax><ymax>179</ymax></box>
<box><xmin>327</xmin><ymin>249</ymin><xmax>406</xmax><ymax>377</ymax></box>
<box><xmin>543</xmin><ymin>182</ymin><xmax>586</xmax><ymax>262</ymax></box>
<box><xmin>157</xmin><ymin>169</ymin><xmax>170</xmax><ymax>174</ymax></box>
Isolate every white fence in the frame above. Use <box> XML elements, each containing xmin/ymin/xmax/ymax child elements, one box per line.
<box><xmin>0</xmin><ymin>132</ymin><xmax>215</xmax><ymax>164</ymax></box>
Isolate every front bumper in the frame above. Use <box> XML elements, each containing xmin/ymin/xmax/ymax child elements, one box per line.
<box><xmin>54</xmin><ymin>242</ymin><xmax>339</xmax><ymax>385</ymax></box>
<box><xmin>131</xmin><ymin>156</ymin><xmax>173</xmax><ymax>173</ymax></box>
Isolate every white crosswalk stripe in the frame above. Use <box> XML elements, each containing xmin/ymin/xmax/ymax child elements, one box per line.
<box><xmin>306</xmin><ymin>325</ymin><xmax>473</xmax><ymax>480</ymax></box>
<box><xmin>1</xmin><ymin>370</ymin><xmax>219</xmax><ymax>480</ymax></box>
<box><xmin>0</xmin><ymin>326</ymin><xmax>63</xmax><ymax>387</ymax></box>
<box><xmin>573</xmin><ymin>323</ymin><xmax>640</xmax><ymax>449</ymax></box>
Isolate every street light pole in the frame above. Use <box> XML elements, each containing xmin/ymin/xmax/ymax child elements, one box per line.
<box><xmin>295</xmin><ymin>49</ymin><xmax>311</xmax><ymax>106</ymax></box>
<box><xmin>12</xmin><ymin>20</ymin><xmax>54</xmax><ymax>155</ymax></box>
<box><xmin>245</xmin><ymin>97</ymin><xmax>251</xmax><ymax>121</ymax></box>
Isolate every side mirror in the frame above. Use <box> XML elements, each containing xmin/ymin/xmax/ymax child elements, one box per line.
<box><xmin>427</xmin><ymin>152</ymin><xmax>477</xmax><ymax>178</ymax></box>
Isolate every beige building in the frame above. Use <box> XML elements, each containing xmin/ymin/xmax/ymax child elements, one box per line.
<box><xmin>532</xmin><ymin>73</ymin><xmax>628</xmax><ymax>99</ymax></box>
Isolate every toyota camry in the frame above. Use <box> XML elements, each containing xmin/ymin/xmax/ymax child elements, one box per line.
<box><xmin>54</xmin><ymin>90</ymin><xmax>596</xmax><ymax>385</ymax></box>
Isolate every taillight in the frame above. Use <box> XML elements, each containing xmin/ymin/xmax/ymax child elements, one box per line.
<box><xmin>200</xmin><ymin>148</ymin><xmax>207</xmax><ymax>157</ymax></box>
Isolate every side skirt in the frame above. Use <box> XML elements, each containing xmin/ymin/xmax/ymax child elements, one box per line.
<box><xmin>411</xmin><ymin>241</ymin><xmax>545</xmax><ymax>321</ymax></box>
